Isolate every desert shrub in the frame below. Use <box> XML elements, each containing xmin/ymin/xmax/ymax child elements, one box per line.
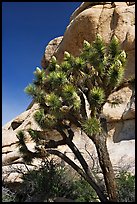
<box><xmin>14</xmin><ymin>159</ymin><xmax>66</xmax><ymax>202</ymax></box>
<box><xmin>2</xmin><ymin>186</ymin><xmax>16</xmax><ymax>202</ymax></box>
<box><xmin>2</xmin><ymin>161</ymin><xmax>135</xmax><ymax>202</ymax></box>
<box><xmin>70</xmin><ymin>177</ymin><xmax>99</xmax><ymax>202</ymax></box>
<box><xmin>116</xmin><ymin>170</ymin><xmax>135</xmax><ymax>202</ymax></box>
<box><xmin>14</xmin><ymin>158</ymin><xmax>98</xmax><ymax>202</ymax></box>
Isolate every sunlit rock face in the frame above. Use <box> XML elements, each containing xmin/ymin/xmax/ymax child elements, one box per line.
<box><xmin>2</xmin><ymin>2</ymin><xmax>135</xmax><ymax>183</ymax></box>
<box><xmin>42</xmin><ymin>2</ymin><xmax>135</xmax><ymax>80</ymax></box>
<box><xmin>41</xmin><ymin>36</ymin><xmax>63</xmax><ymax>69</ymax></box>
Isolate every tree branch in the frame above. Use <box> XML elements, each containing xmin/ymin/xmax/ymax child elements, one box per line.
<box><xmin>78</xmin><ymin>89</ymin><xmax>88</xmax><ymax>120</ymax></box>
<box><xmin>66</xmin><ymin>113</ymin><xmax>82</xmax><ymax>128</ymax></box>
<box><xmin>84</xmin><ymin>144</ymin><xmax>95</xmax><ymax>170</ymax></box>
<box><xmin>46</xmin><ymin>149</ymin><xmax>108</xmax><ymax>202</ymax></box>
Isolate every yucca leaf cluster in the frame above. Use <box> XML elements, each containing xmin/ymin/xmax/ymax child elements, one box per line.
<box><xmin>82</xmin><ymin>117</ymin><xmax>102</xmax><ymax>136</ymax></box>
<box><xmin>25</xmin><ymin>34</ymin><xmax>126</xmax><ymax>133</ymax></box>
<box><xmin>17</xmin><ymin>35</ymin><xmax>127</xmax><ymax>162</ymax></box>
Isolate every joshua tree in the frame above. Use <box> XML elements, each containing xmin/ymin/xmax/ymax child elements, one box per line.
<box><xmin>16</xmin><ymin>34</ymin><xmax>131</xmax><ymax>202</ymax></box>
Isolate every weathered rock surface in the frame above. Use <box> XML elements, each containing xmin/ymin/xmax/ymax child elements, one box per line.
<box><xmin>2</xmin><ymin>2</ymin><xmax>135</xmax><ymax>183</ymax></box>
<box><xmin>70</xmin><ymin>2</ymin><xmax>112</xmax><ymax>22</ymax></box>
<box><xmin>41</xmin><ymin>36</ymin><xmax>63</xmax><ymax>69</ymax></box>
<box><xmin>41</xmin><ymin>2</ymin><xmax>135</xmax><ymax>79</ymax></box>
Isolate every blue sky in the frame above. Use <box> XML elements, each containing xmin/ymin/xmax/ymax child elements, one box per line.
<box><xmin>2</xmin><ymin>2</ymin><xmax>82</xmax><ymax>126</ymax></box>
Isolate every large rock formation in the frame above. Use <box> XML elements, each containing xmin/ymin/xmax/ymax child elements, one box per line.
<box><xmin>2</xmin><ymin>2</ymin><xmax>135</xmax><ymax>183</ymax></box>
<box><xmin>42</xmin><ymin>2</ymin><xmax>135</xmax><ymax>79</ymax></box>
<box><xmin>41</xmin><ymin>36</ymin><xmax>63</xmax><ymax>68</ymax></box>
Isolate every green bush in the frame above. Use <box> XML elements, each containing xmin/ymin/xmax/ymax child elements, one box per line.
<box><xmin>15</xmin><ymin>159</ymin><xmax>69</xmax><ymax>202</ymax></box>
<box><xmin>70</xmin><ymin>177</ymin><xmax>99</xmax><ymax>202</ymax></box>
<box><xmin>2</xmin><ymin>160</ymin><xmax>135</xmax><ymax>202</ymax></box>
<box><xmin>2</xmin><ymin>187</ymin><xmax>16</xmax><ymax>202</ymax></box>
<box><xmin>116</xmin><ymin>170</ymin><xmax>135</xmax><ymax>202</ymax></box>
<box><xmin>14</xmin><ymin>158</ymin><xmax>98</xmax><ymax>202</ymax></box>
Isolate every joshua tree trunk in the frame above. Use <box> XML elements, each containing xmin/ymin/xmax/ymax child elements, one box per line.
<box><xmin>92</xmin><ymin>133</ymin><xmax>118</xmax><ymax>202</ymax></box>
<box><xmin>55</xmin><ymin>127</ymin><xmax>109</xmax><ymax>202</ymax></box>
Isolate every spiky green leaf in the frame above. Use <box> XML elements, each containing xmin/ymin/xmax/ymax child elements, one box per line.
<box><xmin>64</xmin><ymin>51</ymin><xmax>71</xmax><ymax>59</ymax></box>
<box><xmin>82</xmin><ymin>117</ymin><xmax>101</xmax><ymax>136</ymax></box>
<box><xmin>45</xmin><ymin>93</ymin><xmax>62</xmax><ymax>110</ymax></box>
<box><xmin>83</xmin><ymin>40</ymin><xmax>91</xmax><ymax>50</ymax></box>
<box><xmin>107</xmin><ymin>62</ymin><xmax>124</xmax><ymax>87</ymax></box>
<box><xmin>24</xmin><ymin>84</ymin><xmax>35</xmax><ymax>96</ymax></box>
<box><xmin>28</xmin><ymin>129</ymin><xmax>39</xmax><ymax>143</ymax></box>
<box><xmin>16</xmin><ymin>131</ymin><xmax>27</xmax><ymax>146</ymax></box>
<box><xmin>108</xmin><ymin>35</ymin><xmax>121</xmax><ymax>58</ymax></box>
<box><xmin>47</xmin><ymin>71</ymin><xmax>68</xmax><ymax>88</ymax></box>
<box><xmin>51</xmin><ymin>56</ymin><xmax>57</xmax><ymax>64</ymax></box>
<box><xmin>61</xmin><ymin>61</ymin><xmax>72</xmax><ymax>72</ymax></box>
<box><xmin>34</xmin><ymin>109</ymin><xmax>57</xmax><ymax>129</ymax></box>
<box><xmin>89</xmin><ymin>87</ymin><xmax>105</xmax><ymax>107</ymax></box>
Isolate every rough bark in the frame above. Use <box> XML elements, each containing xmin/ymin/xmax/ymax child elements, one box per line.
<box><xmin>92</xmin><ymin>133</ymin><xmax>118</xmax><ymax>202</ymax></box>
